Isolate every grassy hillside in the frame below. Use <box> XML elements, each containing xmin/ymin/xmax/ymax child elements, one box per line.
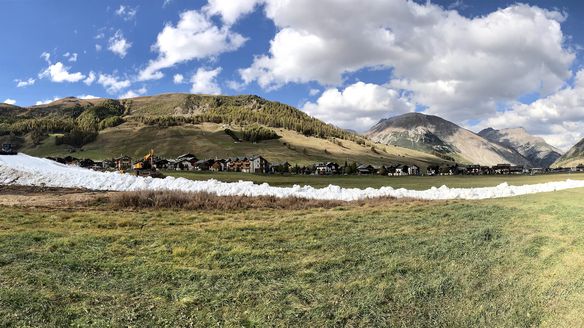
<box><xmin>1</xmin><ymin>94</ymin><xmax>452</xmax><ymax>167</ymax></box>
<box><xmin>19</xmin><ymin>122</ymin><xmax>446</xmax><ymax>167</ymax></box>
<box><xmin>553</xmin><ymin>158</ymin><xmax>584</xmax><ymax>168</ymax></box>
<box><xmin>2</xmin><ymin>187</ymin><xmax>584</xmax><ymax>325</ymax></box>
<box><xmin>553</xmin><ymin>138</ymin><xmax>584</xmax><ymax>168</ymax></box>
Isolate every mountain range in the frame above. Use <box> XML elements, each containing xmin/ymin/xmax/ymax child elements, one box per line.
<box><xmin>1</xmin><ymin>95</ymin><xmax>581</xmax><ymax>168</ymax></box>
<box><xmin>367</xmin><ymin>112</ymin><xmax>562</xmax><ymax>168</ymax></box>
<box><xmin>477</xmin><ymin>127</ymin><xmax>563</xmax><ymax>168</ymax></box>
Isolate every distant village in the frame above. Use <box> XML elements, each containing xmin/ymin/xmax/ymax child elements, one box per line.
<box><xmin>45</xmin><ymin>152</ymin><xmax>584</xmax><ymax>176</ymax></box>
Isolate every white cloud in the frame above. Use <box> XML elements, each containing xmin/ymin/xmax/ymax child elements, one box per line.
<box><xmin>16</xmin><ymin>78</ymin><xmax>35</xmax><ymax>88</ymax></box>
<box><xmin>120</xmin><ymin>87</ymin><xmax>147</xmax><ymax>99</ymax></box>
<box><xmin>3</xmin><ymin>99</ymin><xmax>16</xmax><ymax>105</ymax></box>
<box><xmin>239</xmin><ymin>1</ymin><xmax>573</xmax><ymax>123</ymax></box>
<box><xmin>78</xmin><ymin>94</ymin><xmax>100</xmax><ymax>100</ymax></box>
<box><xmin>204</xmin><ymin>0</ymin><xmax>259</xmax><ymax>25</ymax></box>
<box><xmin>95</xmin><ymin>44</ymin><xmax>102</xmax><ymax>52</ymax></box>
<box><xmin>138</xmin><ymin>10</ymin><xmax>246</xmax><ymax>81</ymax></box>
<box><xmin>35</xmin><ymin>97</ymin><xmax>60</xmax><ymax>106</ymax></box>
<box><xmin>40</xmin><ymin>52</ymin><xmax>51</xmax><ymax>63</ymax></box>
<box><xmin>226</xmin><ymin>79</ymin><xmax>244</xmax><ymax>91</ymax></box>
<box><xmin>163</xmin><ymin>0</ymin><xmax>172</xmax><ymax>8</ymax></box>
<box><xmin>39</xmin><ymin>62</ymin><xmax>85</xmax><ymax>83</ymax></box>
<box><xmin>84</xmin><ymin>71</ymin><xmax>96</xmax><ymax>85</ymax></box>
<box><xmin>173</xmin><ymin>73</ymin><xmax>184</xmax><ymax>84</ymax></box>
<box><xmin>97</xmin><ymin>73</ymin><xmax>131</xmax><ymax>94</ymax></box>
<box><xmin>302</xmin><ymin>82</ymin><xmax>414</xmax><ymax>131</ymax></box>
<box><xmin>115</xmin><ymin>5</ymin><xmax>137</xmax><ymax>21</ymax></box>
<box><xmin>476</xmin><ymin>69</ymin><xmax>584</xmax><ymax>151</ymax></box>
<box><xmin>108</xmin><ymin>30</ymin><xmax>132</xmax><ymax>58</ymax></box>
<box><xmin>64</xmin><ymin>52</ymin><xmax>78</xmax><ymax>62</ymax></box>
<box><xmin>190</xmin><ymin>67</ymin><xmax>222</xmax><ymax>95</ymax></box>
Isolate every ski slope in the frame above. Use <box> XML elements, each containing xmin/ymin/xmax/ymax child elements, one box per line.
<box><xmin>1</xmin><ymin>154</ymin><xmax>584</xmax><ymax>201</ymax></box>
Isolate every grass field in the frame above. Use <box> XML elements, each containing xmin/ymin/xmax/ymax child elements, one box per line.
<box><xmin>165</xmin><ymin>170</ymin><xmax>584</xmax><ymax>189</ymax></box>
<box><xmin>2</xmin><ymin>187</ymin><xmax>584</xmax><ymax>326</ymax></box>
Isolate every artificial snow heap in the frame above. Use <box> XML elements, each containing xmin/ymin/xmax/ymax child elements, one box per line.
<box><xmin>1</xmin><ymin>154</ymin><xmax>584</xmax><ymax>201</ymax></box>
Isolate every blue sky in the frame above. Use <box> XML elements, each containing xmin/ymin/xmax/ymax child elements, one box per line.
<box><xmin>1</xmin><ymin>0</ymin><xmax>584</xmax><ymax>150</ymax></box>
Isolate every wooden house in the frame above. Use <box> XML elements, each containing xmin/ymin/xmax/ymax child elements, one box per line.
<box><xmin>175</xmin><ymin>159</ymin><xmax>195</xmax><ymax>171</ymax></box>
<box><xmin>394</xmin><ymin>164</ymin><xmax>410</xmax><ymax>176</ymax></box>
<box><xmin>315</xmin><ymin>162</ymin><xmax>340</xmax><ymax>175</ymax></box>
<box><xmin>493</xmin><ymin>164</ymin><xmax>511</xmax><ymax>174</ymax></box>
<box><xmin>226</xmin><ymin>157</ymin><xmax>250</xmax><ymax>172</ymax></box>
<box><xmin>408</xmin><ymin>164</ymin><xmax>420</xmax><ymax>176</ymax></box>
<box><xmin>357</xmin><ymin>164</ymin><xmax>375</xmax><ymax>175</ymax></box>
<box><xmin>114</xmin><ymin>155</ymin><xmax>132</xmax><ymax>171</ymax></box>
<box><xmin>176</xmin><ymin>153</ymin><xmax>198</xmax><ymax>162</ymax></box>
<box><xmin>79</xmin><ymin>158</ymin><xmax>95</xmax><ymax>168</ymax></box>
<box><xmin>153</xmin><ymin>158</ymin><xmax>170</xmax><ymax>170</ymax></box>
<box><xmin>510</xmin><ymin>165</ymin><xmax>524</xmax><ymax>174</ymax></box>
<box><xmin>194</xmin><ymin>159</ymin><xmax>214</xmax><ymax>171</ymax></box>
<box><xmin>250</xmin><ymin>155</ymin><xmax>270</xmax><ymax>173</ymax></box>
<box><xmin>439</xmin><ymin>165</ymin><xmax>453</xmax><ymax>175</ymax></box>
<box><xmin>467</xmin><ymin>165</ymin><xmax>481</xmax><ymax>175</ymax></box>
<box><xmin>270</xmin><ymin>162</ymin><xmax>291</xmax><ymax>173</ymax></box>
<box><xmin>210</xmin><ymin>160</ymin><xmax>226</xmax><ymax>172</ymax></box>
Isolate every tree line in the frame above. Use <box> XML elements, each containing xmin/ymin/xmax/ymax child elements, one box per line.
<box><xmin>0</xmin><ymin>99</ymin><xmax>125</xmax><ymax>147</ymax></box>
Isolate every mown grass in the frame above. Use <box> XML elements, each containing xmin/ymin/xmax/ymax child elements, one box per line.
<box><xmin>1</xmin><ymin>189</ymin><xmax>584</xmax><ymax>326</ymax></box>
<box><xmin>166</xmin><ymin>170</ymin><xmax>584</xmax><ymax>189</ymax></box>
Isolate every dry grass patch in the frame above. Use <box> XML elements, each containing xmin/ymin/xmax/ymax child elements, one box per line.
<box><xmin>107</xmin><ymin>190</ymin><xmax>357</xmax><ymax>211</ymax></box>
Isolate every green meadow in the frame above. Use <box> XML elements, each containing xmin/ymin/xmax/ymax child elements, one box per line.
<box><xmin>165</xmin><ymin>170</ymin><xmax>584</xmax><ymax>189</ymax></box>
<box><xmin>1</xmin><ymin>186</ymin><xmax>584</xmax><ymax>326</ymax></box>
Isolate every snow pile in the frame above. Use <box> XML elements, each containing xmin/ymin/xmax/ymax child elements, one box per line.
<box><xmin>1</xmin><ymin>153</ymin><xmax>584</xmax><ymax>201</ymax></box>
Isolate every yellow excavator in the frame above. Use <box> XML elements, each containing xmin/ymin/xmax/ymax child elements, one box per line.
<box><xmin>133</xmin><ymin>149</ymin><xmax>164</xmax><ymax>178</ymax></box>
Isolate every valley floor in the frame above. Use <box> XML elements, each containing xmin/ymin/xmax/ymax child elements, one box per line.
<box><xmin>1</xmin><ymin>186</ymin><xmax>584</xmax><ymax>326</ymax></box>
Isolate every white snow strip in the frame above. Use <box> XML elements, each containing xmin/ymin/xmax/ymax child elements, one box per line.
<box><xmin>1</xmin><ymin>154</ymin><xmax>584</xmax><ymax>201</ymax></box>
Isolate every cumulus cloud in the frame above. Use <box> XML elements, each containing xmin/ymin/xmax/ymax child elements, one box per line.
<box><xmin>97</xmin><ymin>73</ymin><xmax>131</xmax><ymax>94</ymax></box>
<box><xmin>3</xmin><ymin>99</ymin><xmax>16</xmax><ymax>105</ymax></box>
<box><xmin>138</xmin><ymin>10</ymin><xmax>246</xmax><ymax>81</ymax></box>
<box><xmin>226</xmin><ymin>79</ymin><xmax>244</xmax><ymax>91</ymax></box>
<box><xmin>115</xmin><ymin>5</ymin><xmax>137</xmax><ymax>21</ymax></box>
<box><xmin>173</xmin><ymin>73</ymin><xmax>184</xmax><ymax>84</ymax></box>
<box><xmin>35</xmin><ymin>97</ymin><xmax>60</xmax><ymax>106</ymax></box>
<box><xmin>77</xmin><ymin>94</ymin><xmax>100</xmax><ymax>100</ymax></box>
<box><xmin>120</xmin><ymin>87</ymin><xmax>147</xmax><ymax>99</ymax></box>
<box><xmin>15</xmin><ymin>78</ymin><xmax>35</xmax><ymax>88</ymax></box>
<box><xmin>190</xmin><ymin>67</ymin><xmax>222</xmax><ymax>95</ymax></box>
<box><xmin>237</xmin><ymin>1</ymin><xmax>573</xmax><ymax>123</ymax></box>
<box><xmin>204</xmin><ymin>0</ymin><xmax>259</xmax><ymax>25</ymax></box>
<box><xmin>303</xmin><ymin>82</ymin><xmax>414</xmax><ymax>131</ymax></box>
<box><xmin>108</xmin><ymin>30</ymin><xmax>132</xmax><ymax>58</ymax></box>
<box><xmin>476</xmin><ymin>69</ymin><xmax>584</xmax><ymax>151</ymax></box>
<box><xmin>84</xmin><ymin>71</ymin><xmax>96</xmax><ymax>85</ymax></box>
<box><xmin>39</xmin><ymin>62</ymin><xmax>85</xmax><ymax>83</ymax></box>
